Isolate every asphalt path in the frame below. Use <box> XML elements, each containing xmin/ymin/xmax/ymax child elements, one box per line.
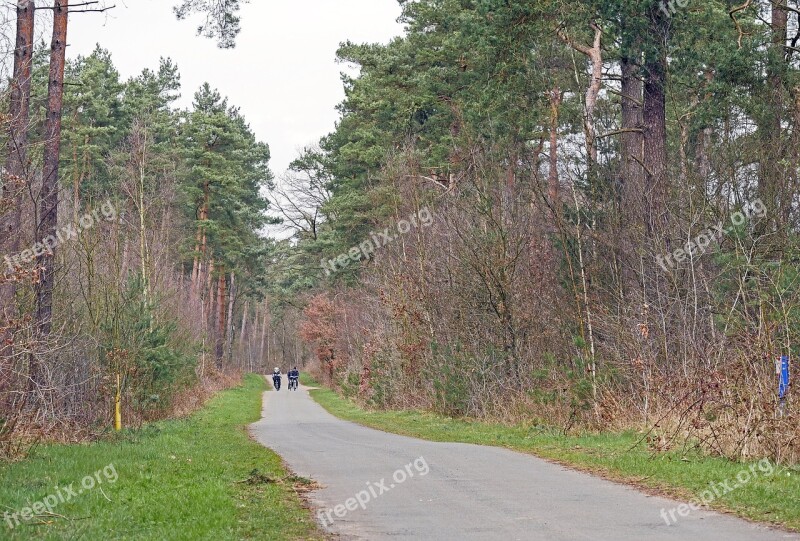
<box><xmin>249</xmin><ymin>380</ymin><xmax>797</xmax><ymax>540</ymax></box>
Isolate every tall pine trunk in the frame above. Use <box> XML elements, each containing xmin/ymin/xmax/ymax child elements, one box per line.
<box><xmin>191</xmin><ymin>181</ymin><xmax>209</xmax><ymax>295</ymax></box>
<box><xmin>32</xmin><ymin>0</ymin><xmax>68</xmax><ymax>388</ymax></box>
<box><xmin>1</xmin><ymin>0</ymin><xmax>35</xmax><ymax>348</ymax></box>
<box><xmin>548</xmin><ymin>86</ymin><xmax>561</xmax><ymax>207</ymax></box>
<box><xmin>239</xmin><ymin>299</ymin><xmax>248</xmax><ymax>345</ymax></box>
<box><xmin>0</xmin><ymin>0</ymin><xmax>35</xmax><ymax>354</ymax></box>
<box><xmin>225</xmin><ymin>272</ymin><xmax>235</xmax><ymax>362</ymax></box>
<box><xmin>642</xmin><ymin>8</ymin><xmax>669</xmax><ymax>236</ymax></box>
<box><xmin>215</xmin><ymin>268</ymin><xmax>226</xmax><ymax>367</ymax></box>
<box><xmin>760</xmin><ymin>0</ymin><xmax>788</xmax><ymax>231</ymax></box>
<box><xmin>259</xmin><ymin>300</ymin><xmax>268</xmax><ymax>368</ymax></box>
<box><xmin>2</xmin><ymin>0</ymin><xmax>35</xmax><ymax>250</ymax></box>
<box><xmin>620</xmin><ymin>53</ymin><xmax>644</xmax><ymax>225</ymax></box>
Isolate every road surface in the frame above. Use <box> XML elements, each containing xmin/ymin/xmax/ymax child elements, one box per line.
<box><xmin>249</xmin><ymin>381</ymin><xmax>797</xmax><ymax>540</ymax></box>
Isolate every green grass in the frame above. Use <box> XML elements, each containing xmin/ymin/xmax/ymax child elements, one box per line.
<box><xmin>302</xmin><ymin>374</ymin><xmax>800</xmax><ymax>531</ymax></box>
<box><xmin>0</xmin><ymin>374</ymin><xmax>323</xmax><ymax>540</ymax></box>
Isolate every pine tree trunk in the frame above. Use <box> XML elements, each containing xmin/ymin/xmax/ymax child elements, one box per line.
<box><xmin>695</xmin><ymin>70</ymin><xmax>714</xmax><ymax>183</ymax></box>
<box><xmin>259</xmin><ymin>301</ymin><xmax>268</xmax><ymax>368</ymax></box>
<box><xmin>583</xmin><ymin>25</ymin><xmax>603</xmax><ymax>169</ymax></box>
<box><xmin>32</xmin><ymin>0</ymin><xmax>68</xmax><ymax>388</ymax></box>
<box><xmin>1</xmin><ymin>0</ymin><xmax>35</xmax><ymax>349</ymax></box>
<box><xmin>137</xmin><ymin>128</ymin><xmax>150</xmax><ymax>306</ymax></box>
<box><xmin>760</xmin><ymin>0</ymin><xmax>788</xmax><ymax>230</ymax></box>
<box><xmin>239</xmin><ymin>299</ymin><xmax>248</xmax><ymax>345</ymax></box>
<box><xmin>215</xmin><ymin>268</ymin><xmax>226</xmax><ymax>367</ymax></box>
<box><xmin>225</xmin><ymin>272</ymin><xmax>235</xmax><ymax>362</ymax></box>
<box><xmin>558</xmin><ymin>23</ymin><xmax>603</xmax><ymax>169</ymax></box>
<box><xmin>620</xmin><ymin>39</ymin><xmax>644</xmax><ymax>227</ymax></box>
<box><xmin>792</xmin><ymin>84</ymin><xmax>800</xmax><ymax>194</ymax></box>
<box><xmin>642</xmin><ymin>12</ymin><xmax>669</xmax><ymax>236</ymax></box>
<box><xmin>548</xmin><ymin>86</ymin><xmax>561</xmax><ymax>207</ymax></box>
<box><xmin>191</xmin><ymin>186</ymin><xmax>208</xmax><ymax>295</ymax></box>
<box><xmin>204</xmin><ymin>259</ymin><xmax>214</xmax><ymax>360</ymax></box>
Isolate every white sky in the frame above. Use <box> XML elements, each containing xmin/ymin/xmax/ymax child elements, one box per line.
<box><xmin>68</xmin><ymin>0</ymin><xmax>404</xmax><ymax>176</ymax></box>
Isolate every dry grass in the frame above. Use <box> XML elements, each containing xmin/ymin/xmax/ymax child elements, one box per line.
<box><xmin>0</xmin><ymin>370</ymin><xmax>248</xmax><ymax>461</ymax></box>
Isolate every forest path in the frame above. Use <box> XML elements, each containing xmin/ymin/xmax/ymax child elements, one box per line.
<box><xmin>249</xmin><ymin>381</ymin><xmax>796</xmax><ymax>540</ymax></box>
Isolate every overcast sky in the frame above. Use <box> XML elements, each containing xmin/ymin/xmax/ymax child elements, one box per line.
<box><xmin>68</xmin><ymin>0</ymin><xmax>404</xmax><ymax>176</ymax></box>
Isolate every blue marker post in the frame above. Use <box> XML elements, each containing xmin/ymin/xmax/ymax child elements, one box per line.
<box><xmin>779</xmin><ymin>355</ymin><xmax>790</xmax><ymax>416</ymax></box>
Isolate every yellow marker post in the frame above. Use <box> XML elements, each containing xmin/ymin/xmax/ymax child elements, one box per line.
<box><xmin>114</xmin><ymin>373</ymin><xmax>122</xmax><ymax>431</ymax></box>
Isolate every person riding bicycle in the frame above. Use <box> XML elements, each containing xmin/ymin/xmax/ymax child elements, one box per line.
<box><xmin>272</xmin><ymin>367</ymin><xmax>282</xmax><ymax>391</ymax></box>
<box><xmin>288</xmin><ymin>367</ymin><xmax>299</xmax><ymax>389</ymax></box>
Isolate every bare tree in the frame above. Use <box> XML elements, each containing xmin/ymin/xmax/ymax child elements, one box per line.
<box><xmin>270</xmin><ymin>146</ymin><xmax>332</xmax><ymax>239</ymax></box>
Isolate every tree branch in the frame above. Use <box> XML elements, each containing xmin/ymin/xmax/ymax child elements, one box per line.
<box><xmin>729</xmin><ymin>0</ymin><xmax>753</xmax><ymax>49</ymax></box>
<box><xmin>596</xmin><ymin>128</ymin><xmax>644</xmax><ymax>140</ymax></box>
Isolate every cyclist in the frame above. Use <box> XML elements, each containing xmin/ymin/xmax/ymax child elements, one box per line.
<box><xmin>272</xmin><ymin>367</ymin><xmax>282</xmax><ymax>391</ymax></box>
<box><xmin>288</xmin><ymin>367</ymin><xmax>300</xmax><ymax>390</ymax></box>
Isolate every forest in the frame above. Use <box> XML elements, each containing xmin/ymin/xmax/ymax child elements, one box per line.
<box><xmin>1</xmin><ymin>0</ymin><xmax>799</xmax><ymax>469</ymax></box>
<box><xmin>0</xmin><ymin>0</ymin><xmax>282</xmax><ymax>453</ymax></box>
<box><xmin>278</xmin><ymin>0</ymin><xmax>800</xmax><ymax>465</ymax></box>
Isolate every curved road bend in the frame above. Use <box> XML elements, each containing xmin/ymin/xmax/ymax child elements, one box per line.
<box><xmin>249</xmin><ymin>382</ymin><xmax>797</xmax><ymax>541</ymax></box>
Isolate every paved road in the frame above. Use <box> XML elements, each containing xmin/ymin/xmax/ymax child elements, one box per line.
<box><xmin>249</xmin><ymin>381</ymin><xmax>797</xmax><ymax>540</ymax></box>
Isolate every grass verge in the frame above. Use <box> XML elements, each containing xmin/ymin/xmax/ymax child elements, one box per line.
<box><xmin>0</xmin><ymin>374</ymin><xmax>323</xmax><ymax>540</ymax></box>
<box><xmin>301</xmin><ymin>374</ymin><xmax>800</xmax><ymax>531</ymax></box>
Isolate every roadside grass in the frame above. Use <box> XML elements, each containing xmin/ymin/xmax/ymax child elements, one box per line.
<box><xmin>301</xmin><ymin>374</ymin><xmax>800</xmax><ymax>531</ymax></box>
<box><xmin>0</xmin><ymin>374</ymin><xmax>323</xmax><ymax>540</ymax></box>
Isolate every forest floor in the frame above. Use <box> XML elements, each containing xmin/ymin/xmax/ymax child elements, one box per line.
<box><xmin>302</xmin><ymin>375</ymin><xmax>800</xmax><ymax>532</ymax></box>
<box><xmin>0</xmin><ymin>374</ymin><xmax>323</xmax><ymax>540</ymax></box>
